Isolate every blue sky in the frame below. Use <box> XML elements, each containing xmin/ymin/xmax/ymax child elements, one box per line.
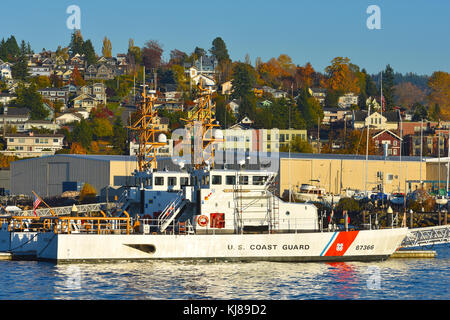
<box><xmin>1</xmin><ymin>0</ymin><xmax>449</xmax><ymax>75</ymax></box>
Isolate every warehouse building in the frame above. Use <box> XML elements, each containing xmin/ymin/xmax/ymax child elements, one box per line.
<box><xmin>278</xmin><ymin>153</ymin><xmax>445</xmax><ymax>197</ymax></box>
<box><xmin>10</xmin><ymin>155</ymin><xmax>140</xmax><ymax>198</ymax></box>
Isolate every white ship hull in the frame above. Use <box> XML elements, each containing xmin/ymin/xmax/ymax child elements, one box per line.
<box><xmin>1</xmin><ymin>228</ymin><xmax>408</xmax><ymax>262</ymax></box>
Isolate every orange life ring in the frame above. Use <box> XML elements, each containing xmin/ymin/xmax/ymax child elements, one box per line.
<box><xmin>197</xmin><ymin>215</ymin><xmax>209</xmax><ymax>227</ymax></box>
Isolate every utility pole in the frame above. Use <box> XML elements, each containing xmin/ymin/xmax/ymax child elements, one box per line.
<box><xmin>317</xmin><ymin>116</ymin><xmax>320</xmax><ymax>153</ymax></box>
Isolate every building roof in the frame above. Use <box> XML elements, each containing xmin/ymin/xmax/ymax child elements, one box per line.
<box><xmin>6</xmin><ymin>133</ymin><xmax>64</xmax><ymax>138</ymax></box>
<box><xmin>278</xmin><ymin>152</ymin><xmax>425</xmax><ymax>162</ymax></box>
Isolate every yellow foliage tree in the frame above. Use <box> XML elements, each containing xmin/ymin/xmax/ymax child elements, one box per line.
<box><xmin>79</xmin><ymin>183</ymin><xmax>97</xmax><ymax>203</ymax></box>
<box><xmin>428</xmin><ymin>71</ymin><xmax>450</xmax><ymax>120</ymax></box>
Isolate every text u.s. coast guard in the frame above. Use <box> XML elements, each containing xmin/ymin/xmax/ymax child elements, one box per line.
<box><xmin>227</xmin><ymin>244</ymin><xmax>310</xmax><ymax>250</ymax></box>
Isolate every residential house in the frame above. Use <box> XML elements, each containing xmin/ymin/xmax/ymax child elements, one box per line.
<box><xmin>352</xmin><ymin>110</ymin><xmax>399</xmax><ymax>131</ymax></box>
<box><xmin>372</xmin><ymin>129</ymin><xmax>403</xmax><ymax>156</ymax></box>
<box><xmin>72</xmin><ymin>94</ymin><xmax>101</xmax><ymax>112</ymax></box>
<box><xmin>309</xmin><ymin>88</ymin><xmax>326</xmax><ymax>106</ymax></box>
<box><xmin>0</xmin><ymin>93</ymin><xmax>17</xmax><ymax>106</ymax></box>
<box><xmin>78</xmin><ymin>83</ymin><xmax>107</xmax><ymax>105</ymax></box>
<box><xmin>227</xmin><ymin>100</ymin><xmax>239</xmax><ymax>118</ymax></box>
<box><xmin>322</xmin><ymin>108</ymin><xmax>351</xmax><ymax>125</ymax></box>
<box><xmin>185</xmin><ymin>55</ymin><xmax>218</xmax><ymax>78</ymax></box>
<box><xmin>0</xmin><ymin>63</ymin><xmax>12</xmax><ymax>80</ymax></box>
<box><xmin>191</xmin><ymin>73</ymin><xmax>216</xmax><ymax>88</ymax></box>
<box><xmin>84</xmin><ymin>63</ymin><xmax>116</xmax><ymax>80</ymax></box>
<box><xmin>338</xmin><ymin>93</ymin><xmax>358</xmax><ymax>108</ymax></box>
<box><xmin>38</xmin><ymin>87</ymin><xmax>70</xmax><ymax>108</ymax></box>
<box><xmin>28</xmin><ymin>66</ymin><xmax>51</xmax><ymax>77</ymax></box>
<box><xmin>55</xmin><ymin>112</ymin><xmax>84</xmax><ymax>125</ymax></box>
<box><xmin>221</xmin><ymin>80</ymin><xmax>233</xmax><ymax>95</ymax></box>
<box><xmin>2</xmin><ymin>133</ymin><xmax>64</xmax><ymax>158</ymax></box>
<box><xmin>72</xmin><ymin>83</ymin><xmax>107</xmax><ymax>112</ymax></box>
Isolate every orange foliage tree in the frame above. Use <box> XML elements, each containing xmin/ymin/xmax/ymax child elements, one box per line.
<box><xmin>323</xmin><ymin>57</ymin><xmax>360</xmax><ymax>94</ymax></box>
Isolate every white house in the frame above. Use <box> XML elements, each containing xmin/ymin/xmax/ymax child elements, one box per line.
<box><xmin>55</xmin><ymin>113</ymin><xmax>84</xmax><ymax>125</ymax></box>
<box><xmin>191</xmin><ymin>73</ymin><xmax>216</xmax><ymax>88</ymax></box>
<box><xmin>338</xmin><ymin>93</ymin><xmax>359</xmax><ymax>108</ymax></box>
<box><xmin>0</xmin><ymin>63</ymin><xmax>12</xmax><ymax>80</ymax></box>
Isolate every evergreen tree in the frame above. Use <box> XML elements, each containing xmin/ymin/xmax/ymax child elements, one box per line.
<box><xmin>72</xmin><ymin>119</ymin><xmax>93</xmax><ymax>149</ymax></box>
<box><xmin>14</xmin><ymin>84</ymin><xmax>49</xmax><ymax>120</ymax></box>
<box><xmin>69</xmin><ymin>30</ymin><xmax>84</xmax><ymax>57</ymax></box>
<box><xmin>82</xmin><ymin>39</ymin><xmax>97</xmax><ymax>65</ymax></box>
<box><xmin>382</xmin><ymin>64</ymin><xmax>395</xmax><ymax>111</ymax></box>
<box><xmin>210</xmin><ymin>37</ymin><xmax>230</xmax><ymax>64</ymax></box>
<box><xmin>112</xmin><ymin>116</ymin><xmax>128</xmax><ymax>154</ymax></box>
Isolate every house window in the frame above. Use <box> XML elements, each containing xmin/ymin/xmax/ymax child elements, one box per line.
<box><xmin>393</xmin><ymin>149</ymin><xmax>397</xmax><ymax>155</ymax></box>
<box><xmin>394</xmin><ymin>141</ymin><xmax>397</xmax><ymax>146</ymax></box>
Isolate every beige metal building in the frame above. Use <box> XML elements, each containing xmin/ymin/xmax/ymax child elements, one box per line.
<box><xmin>279</xmin><ymin>153</ymin><xmax>441</xmax><ymax>196</ymax></box>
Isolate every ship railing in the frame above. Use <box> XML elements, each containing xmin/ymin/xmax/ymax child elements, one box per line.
<box><xmin>196</xmin><ymin>216</ymin><xmax>319</xmax><ymax>234</ymax></box>
<box><xmin>136</xmin><ymin>217</ymin><xmax>194</xmax><ymax>235</ymax></box>
<box><xmin>0</xmin><ymin>211</ymin><xmax>131</xmax><ymax>235</ymax></box>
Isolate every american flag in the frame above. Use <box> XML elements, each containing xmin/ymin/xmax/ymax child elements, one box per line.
<box><xmin>381</xmin><ymin>95</ymin><xmax>386</xmax><ymax>112</ymax></box>
<box><xmin>33</xmin><ymin>194</ymin><xmax>41</xmax><ymax>216</ymax></box>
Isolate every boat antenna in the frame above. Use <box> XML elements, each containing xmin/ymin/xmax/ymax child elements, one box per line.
<box><xmin>128</xmin><ymin>66</ymin><xmax>165</xmax><ymax>172</ymax></box>
<box><xmin>181</xmin><ymin>82</ymin><xmax>223</xmax><ymax>169</ymax></box>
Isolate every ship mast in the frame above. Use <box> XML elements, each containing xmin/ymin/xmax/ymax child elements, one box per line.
<box><xmin>128</xmin><ymin>67</ymin><xmax>165</xmax><ymax>172</ymax></box>
<box><xmin>181</xmin><ymin>83</ymin><xmax>223</xmax><ymax>169</ymax></box>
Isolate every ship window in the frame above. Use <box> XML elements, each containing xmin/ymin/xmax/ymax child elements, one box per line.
<box><xmin>168</xmin><ymin>177</ymin><xmax>177</xmax><ymax>186</ymax></box>
<box><xmin>239</xmin><ymin>176</ymin><xmax>249</xmax><ymax>185</ymax></box>
<box><xmin>285</xmin><ymin>211</ymin><xmax>290</xmax><ymax>216</ymax></box>
<box><xmin>212</xmin><ymin>175</ymin><xmax>222</xmax><ymax>185</ymax></box>
<box><xmin>253</xmin><ymin>176</ymin><xmax>267</xmax><ymax>185</ymax></box>
<box><xmin>155</xmin><ymin>177</ymin><xmax>164</xmax><ymax>186</ymax></box>
<box><xmin>226</xmin><ymin>175</ymin><xmax>236</xmax><ymax>185</ymax></box>
<box><xmin>180</xmin><ymin>177</ymin><xmax>189</xmax><ymax>186</ymax></box>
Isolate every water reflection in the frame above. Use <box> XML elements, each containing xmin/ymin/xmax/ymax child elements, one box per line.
<box><xmin>0</xmin><ymin>246</ymin><xmax>448</xmax><ymax>300</ymax></box>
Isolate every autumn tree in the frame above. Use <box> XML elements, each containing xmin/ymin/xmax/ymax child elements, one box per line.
<box><xmin>71</xmin><ymin>65</ymin><xmax>85</xmax><ymax>86</ymax></box>
<box><xmin>79</xmin><ymin>183</ymin><xmax>97</xmax><ymax>203</ymax></box>
<box><xmin>142</xmin><ymin>40</ymin><xmax>163</xmax><ymax>71</ymax></box>
<box><xmin>102</xmin><ymin>36</ymin><xmax>112</xmax><ymax>58</ymax></box>
<box><xmin>427</xmin><ymin>71</ymin><xmax>450</xmax><ymax>120</ymax></box>
<box><xmin>394</xmin><ymin>82</ymin><xmax>426</xmax><ymax>108</ymax></box>
<box><xmin>323</xmin><ymin>57</ymin><xmax>360</xmax><ymax>95</ymax></box>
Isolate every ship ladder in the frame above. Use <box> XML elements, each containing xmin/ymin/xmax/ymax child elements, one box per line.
<box><xmin>158</xmin><ymin>192</ymin><xmax>187</xmax><ymax>233</ymax></box>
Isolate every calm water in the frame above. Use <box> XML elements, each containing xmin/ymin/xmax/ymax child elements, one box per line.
<box><xmin>0</xmin><ymin>245</ymin><xmax>448</xmax><ymax>300</ymax></box>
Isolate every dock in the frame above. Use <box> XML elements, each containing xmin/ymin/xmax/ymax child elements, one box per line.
<box><xmin>391</xmin><ymin>250</ymin><xmax>436</xmax><ymax>258</ymax></box>
<box><xmin>0</xmin><ymin>252</ymin><xmax>12</xmax><ymax>260</ymax></box>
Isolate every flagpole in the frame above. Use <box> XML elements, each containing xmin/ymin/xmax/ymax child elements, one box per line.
<box><xmin>32</xmin><ymin>190</ymin><xmax>56</xmax><ymax>216</ymax></box>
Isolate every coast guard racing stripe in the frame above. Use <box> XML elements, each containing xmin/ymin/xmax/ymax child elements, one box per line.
<box><xmin>323</xmin><ymin>231</ymin><xmax>359</xmax><ymax>257</ymax></box>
